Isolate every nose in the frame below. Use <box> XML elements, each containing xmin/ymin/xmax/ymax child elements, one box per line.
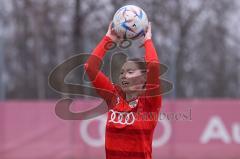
<box><xmin>120</xmin><ymin>72</ymin><xmax>127</xmax><ymax>80</ymax></box>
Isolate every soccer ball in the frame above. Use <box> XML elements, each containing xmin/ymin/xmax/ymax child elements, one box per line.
<box><xmin>112</xmin><ymin>5</ymin><xmax>148</xmax><ymax>40</ymax></box>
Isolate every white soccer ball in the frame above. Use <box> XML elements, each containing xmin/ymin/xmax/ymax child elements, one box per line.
<box><xmin>112</xmin><ymin>5</ymin><xmax>148</xmax><ymax>40</ymax></box>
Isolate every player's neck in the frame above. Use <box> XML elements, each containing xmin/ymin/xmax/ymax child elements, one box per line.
<box><xmin>126</xmin><ymin>92</ymin><xmax>139</xmax><ymax>101</ymax></box>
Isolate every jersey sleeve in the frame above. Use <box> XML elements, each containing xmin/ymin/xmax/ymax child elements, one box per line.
<box><xmin>84</xmin><ymin>36</ymin><xmax>116</xmax><ymax>104</ymax></box>
<box><xmin>144</xmin><ymin>39</ymin><xmax>162</xmax><ymax>112</ymax></box>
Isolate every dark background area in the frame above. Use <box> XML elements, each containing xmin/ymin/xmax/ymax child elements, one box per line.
<box><xmin>0</xmin><ymin>0</ymin><xmax>240</xmax><ymax>100</ymax></box>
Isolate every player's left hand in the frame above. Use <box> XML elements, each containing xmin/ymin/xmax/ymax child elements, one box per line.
<box><xmin>144</xmin><ymin>22</ymin><xmax>152</xmax><ymax>42</ymax></box>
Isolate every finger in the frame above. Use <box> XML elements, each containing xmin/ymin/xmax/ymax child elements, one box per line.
<box><xmin>145</xmin><ymin>26</ymin><xmax>148</xmax><ymax>33</ymax></box>
<box><xmin>148</xmin><ymin>22</ymin><xmax>152</xmax><ymax>32</ymax></box>
<box><xmin>145</xmin><ymin>22</ymin><xmax>150</xmax><ymax>34</ymax></box>
<box><xmin>110</xmin><ymin>21</ymin><xmax>113</xmax><ymax>28</ymax></box>
<box><xmin>111</xmin><ymin>29</ymin><xmax>117</xmax><ymax>36</ymax></box>
<box><xmin>108</xmin><ymin>21</ymin><xmax>113</xmax><ymax>30</ymax></box>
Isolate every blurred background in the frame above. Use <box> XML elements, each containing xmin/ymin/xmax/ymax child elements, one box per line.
<box><xmin>0</xmin><ymin>0</ymin><xmax>239</xmax><ymax>159</ymax></box>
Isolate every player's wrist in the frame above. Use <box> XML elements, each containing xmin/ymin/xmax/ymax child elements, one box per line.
<box><xmin>105</xmin><ymin>34</ymin><xmax>115</xmax><ymax>41</ymax></box>
<box><xmin>144</xmin><ymin>38</ymin><xmax>152</xmax><ymax>45</ymax></box>
<box><xmin>144</xmin><ymin>37</ymin><xmax>151</xmax><ymax>42</ymax></box>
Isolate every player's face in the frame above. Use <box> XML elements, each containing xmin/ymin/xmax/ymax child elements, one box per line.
<box><xmin>119</xmin><ymin>61</ymin><xmax>146</xmax><ymax>93</ymax></box>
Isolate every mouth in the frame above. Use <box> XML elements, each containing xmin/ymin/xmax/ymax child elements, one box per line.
<box><xmin>121</xmin><ymin>81</ymin><xmax>129</xmax><ymax>87</ymax></box>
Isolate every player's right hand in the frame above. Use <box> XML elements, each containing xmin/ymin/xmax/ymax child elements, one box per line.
<box><xmin>106</xmin><ymin>21</ymin><xmax>119</xmax><ymax>42</ymax></box>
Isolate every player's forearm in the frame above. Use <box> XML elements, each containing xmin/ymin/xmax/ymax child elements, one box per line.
<box><xmin>91</xmin><ymin>36</ymin><xmax>112</xmax><ymax>59</ymax></box>
<box><xmin>85</xmin><ymin>35</ymin><xmax>112</xmax><ymax>68</ymax></box>
<box><xmin>84</xmin><ymin>35</ymin><xmax>115</xmax><ymax>99</ymax></box>
<box><xmin>84</xmin><ymin>36</ymin><xmax>112</xmax><ymax>80</ymax></box>
<box><xmin>144</xmin><ymin>39</ymin><xmax>160</xmax><ymax>92</ymax></box>
<box><xmin>144</xmin><ymin>39</ymin><xmax>159</xmax><ymax>63</ymax></box>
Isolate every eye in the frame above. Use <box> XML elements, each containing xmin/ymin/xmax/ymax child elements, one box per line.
<box><xmin>128</xmin><ymin>71</ymin><xmax>134</xmax><ymax>74</ymax></box>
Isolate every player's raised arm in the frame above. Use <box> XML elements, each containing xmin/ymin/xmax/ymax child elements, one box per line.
<box><xmin>143</xmin><ymin>22</ymin><xmax>162</xmax><ymax>110</ymax></box>
<box><xmin>84</xmin><ymin>22</ymin><xmax>117</xmax><ymax>104</ymax></box>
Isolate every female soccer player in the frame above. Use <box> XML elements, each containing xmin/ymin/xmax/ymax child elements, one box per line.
<box><xmin>84</xmin><ymin>22</ymin><xmax>162</xmax><ymax>159</ymax></box>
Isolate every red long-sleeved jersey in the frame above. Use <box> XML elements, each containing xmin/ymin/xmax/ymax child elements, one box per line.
<box><xmin>84</xmin><ymin>36</ymin><xmax>162</xmax><ymax>159</ymax></box>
